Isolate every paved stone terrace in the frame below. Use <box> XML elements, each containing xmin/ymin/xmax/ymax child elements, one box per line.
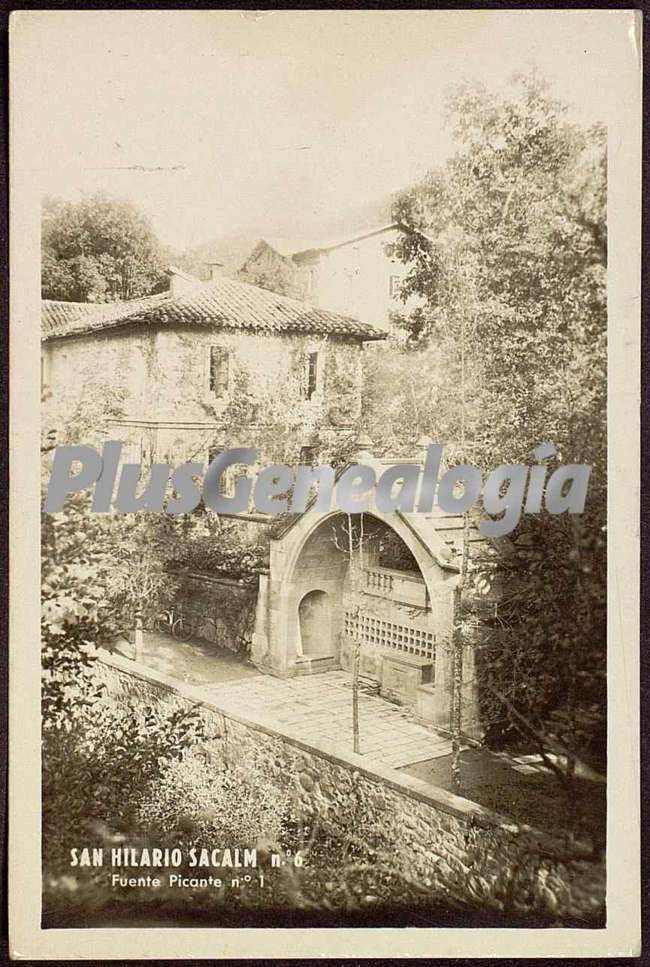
<box><xmin>191</xmin><ymin>669</ymin><xmax>455</xmax><ymax>768</ymax></box>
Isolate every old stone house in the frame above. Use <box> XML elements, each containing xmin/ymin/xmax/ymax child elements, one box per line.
<box><xmin>41</xmin><ymin>266</ymin><xmax>386</xmax><ymax>470</ymax></box>
<box><xmin>239</xmin><ymin>224</ymin><xmax>418</xmax><ymax>332</ymax></box>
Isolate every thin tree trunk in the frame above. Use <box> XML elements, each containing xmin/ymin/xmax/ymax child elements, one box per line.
<box><xmin>352</xmin><ymin>642</ymin><xmax>360</xmax><ymax>754</ymax></box>
<box><xmin>347</xmin><ymin>513</ymin><xmax>364</xmax><ymax>755</ymax></box>
<box><xmin>450</xmin><ymin>583</ymin><xmax>463</xmax><ymax>792</ymax></box>
<box><xmin>450</xmin><ymin>513</ymin><xmax>470</xmax><ymax>792</ymax></box>
<box><xmin>134</xmin><ymin>611</ymin><xmax>144</xmax><ymax>663</ymax></box>
<box><xmin>451</xmin><ymin>292</ymin><xmax>471</xmax><ymax>793</ymax></box>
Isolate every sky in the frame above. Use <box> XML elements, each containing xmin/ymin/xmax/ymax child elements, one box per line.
<box><xmin>12</xmin><ymin>9</ymin><xmax>637</xmax><ymax>250</ymax></box>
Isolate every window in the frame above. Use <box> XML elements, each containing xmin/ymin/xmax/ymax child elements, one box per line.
<box><xmin>305</xmin><ymin>352</ymin><xmax>318</xmax><ymax>400</ymax></box>
<box><xmin>207</xmin><ymin>446</ymin><xmax>228</xmax><ymax>495</ymax></box>
<box><xmin>209</xmin><ymin>346</ymin><xmax>230</xmax><ymax>397</ymax></box>
<box><xmin>300</xmin><ymin>446</ymin><xmax>315</xmax><ymax>465</ymax></box>
<box><xmin>41</xmin><ymin>351</ymin><xmax>52</xmax><ymax>393</ymax></box>
<box><xmin>389</xmin><ymin>275</ymin><xmax>402</xmax><ymax>299</ymax></box>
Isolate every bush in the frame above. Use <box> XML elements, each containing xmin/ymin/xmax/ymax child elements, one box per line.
<box><xmin>137</xmin><ymin>752</ymin><xmax>291</xmax><ymax>844</ymax></box>
<box><xmin>43</xmin><ymin>697</ymin><xmax>208</xmax><ymax>871</ymax></box>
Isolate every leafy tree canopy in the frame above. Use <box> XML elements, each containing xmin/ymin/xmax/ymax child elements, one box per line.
<box><xmin>42</xmin><ymin>192</ymin><xmax>168</xmax><ymax>302</ymax></box>
<box><xmin>383</xmin><ymin>72</ymin><xmax>605</xmax><ymax>474</ymax></box>
<box><xmin>364</xmin><ymin>73</ymin><xmax>607</xmax><ymax>775</ymax></box>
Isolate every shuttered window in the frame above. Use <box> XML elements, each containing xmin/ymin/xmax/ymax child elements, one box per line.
<box><xmin>207</xmin><ymin>447</ymin><xmax>229</xmax><ymax>495</ymax></box>
<box><xmin>306</xmin><ymin>351</ymin><xmax>318</xmax><ymax>400</ymax></box>
<box><xmin>209</xmin><ymin>346</ymin><xmax>230</xmax><ymax>397</ymax></box>
<box><xmin>300</xmin><ymin>446</ymin><xmax>315</xmax><ymax>465</ymax></box>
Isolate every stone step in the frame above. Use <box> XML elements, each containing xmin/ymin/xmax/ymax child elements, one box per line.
<box><xmin>293</xmin><ymin>655</ymin><xmax>341</xmax><ymax>676</ymax></box>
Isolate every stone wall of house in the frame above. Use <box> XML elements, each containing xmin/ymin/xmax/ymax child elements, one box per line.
<box><xmin>43</xmin><ymin>327</ymin><xmax>156</xmax><ymax>442</ymax></box>
<box><xmin>44</xmin><ymin>324</ymin><xmax>364</xmax><ymax>467</ymax></box>
<box><xmin>94</xmin><ymin>651</ymin><xmax>605</xmax><ymax>924</ymax></box>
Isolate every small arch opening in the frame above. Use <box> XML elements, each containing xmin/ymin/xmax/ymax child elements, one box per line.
<box><xmin>298</xmin><ymin>589</ymin><xmax>333</xmax><ymax>657</ymax></box>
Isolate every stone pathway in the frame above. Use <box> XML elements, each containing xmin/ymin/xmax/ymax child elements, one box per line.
<box><xmin>110</xmin><ymin>631</ymin><xmax>259</xmax><ymax>686</ymax></box>
<box><xmin>191</xmin><ymin>669</ymin><xmax>455</xmax><ymax>768</ymax></box>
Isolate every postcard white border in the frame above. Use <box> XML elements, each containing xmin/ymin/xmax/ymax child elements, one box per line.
<box><xmin>9</xmin><ymin>9</ymin><xmax>641</xmax><ymax>958</ymax></box>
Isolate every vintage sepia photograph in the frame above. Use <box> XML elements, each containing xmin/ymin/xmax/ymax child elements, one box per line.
<box><xmin>9</xmin><ymin>8</ymin><xmax>641</xmax><ymax>959</ymax></box>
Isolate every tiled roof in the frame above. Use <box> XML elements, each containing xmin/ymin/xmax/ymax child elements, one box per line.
<box><xmin>42</xmin><ymin>277</ymin><xmax>386</xmax><ymax>341</ymax></box>
<box><xmin>42</xmin><ymin>293</ymin><xmax>172</xmax><ymax>339</ymax></box>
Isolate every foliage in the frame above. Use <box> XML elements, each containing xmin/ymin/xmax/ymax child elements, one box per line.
<box><xmin>162</xmin><ymin>513</ymin><xmax>268</xmax><ymax>583</ymax></box>
<box><xmin>42</xmin><ymin>193</ymin><xmax>168</xmax><ymax>301</ymax></box>
<box><xmin>470</xmin><ymin>514</ymin><xmax>606</xmax><ymax>769</ymax></box>
<box><xmin>389</xmin><ymin>73</ymin><xmax>605</xmax><ymax>472</ymax></box>
<box><xmin>362</xmin><ymin>337</ymin><xmax>459</xmax><ymax>455</ymax></box>
<box><xmin>104</xmin><ymin>513</ymin><xmax>180</xmax><ymax>627</ymax></box>
<box><xmin>43</xmin><ymin>697</ymin><xmax>208</xmax><ymax>871</ymax></box>
<box><xmin>377</xmin><ymin>525</ymin><xmax>420</xmax><ymax>572</ymax></box>
<box><xmin>137</xmin><ymin>752</ymin><xmax>291</xmax><ymax>843</ymax></box>
<box><xmin>41</xmin><ymin>495</ymin><xmax>180</xmax><ymax>727</ymax></box>
<box><xmin>41</xmin><ymin>373</ymin><xmax>179</xmax><ymax>718</ymax></box>
<box><xmin>323</xmin><ymin>351</ymin><xmax>362</xmax><ymax>428</ymax></box>
<box><xmin>371</xmin><ymin>73</ymin><xmax>607</xmax><ymax>772</ymax></box>
<box><xmin>171</xmin><ymin>534</ymin><xmax>267</xmax><ymax>583</ymax></box>
<box><xmin>41</xmin><ymin>493</ymin><xmax>122</xmax><ymax>728</ymax></box>
<box><xmin>42</xmin><ymin>379</ymin><xmax>128</xmax><ymax>452</ymax></box>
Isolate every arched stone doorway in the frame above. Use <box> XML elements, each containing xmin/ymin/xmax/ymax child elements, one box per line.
<box><xmin>250</xmin><ymin>503</ymin><xmax>481</xmax><ymax>734</ymax></box>
<box><xmin>286</xmin><ymin>513</ymin><xmax>424</xmax><ymax>664</ymax></box>
<box><xmin>298</xmin><ymin>589</ymin><xmax>333</xmax><ymax>657</ymax></box>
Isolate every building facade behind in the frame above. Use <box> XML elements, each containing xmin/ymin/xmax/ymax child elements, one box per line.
<box><xmin>240</xmin><ymin>225</ymin><xmax>417</xmax><ymax>332</ymax></box>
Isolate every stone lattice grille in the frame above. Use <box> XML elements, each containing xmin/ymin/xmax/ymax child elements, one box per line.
<box><xmin>344</xmin><ymin>610</ymin><xmax>435</xmax><ymax>661</ymax></box>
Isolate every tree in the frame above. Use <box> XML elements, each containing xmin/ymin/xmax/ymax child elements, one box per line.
<box><xmin>41</xmin><ymin>493</ymin><xmax>181</xmax><ymax>725</ymax></box>
<box><xmin>42</xmin><ymin>193</ymin><xmax>168</xmax><ymax>302</ymax></box>
<box><xmin>391</xmin><ymin>72</ymin><xmax>605</xmax><ymax>473</ymax></box>
<box><xmin>368</xmin><ymin>72</ymin><xmax>607</xmax><ymax>807</ymax></box>
<box><xmin>41</xmin><ymin>493</ymin><xmax>122</xmax><ymax>728</ymax></box>
<box><xmin>330</xmin><ymin>513</ymin><xmax>372</xmax><ymax>755</ymax></box>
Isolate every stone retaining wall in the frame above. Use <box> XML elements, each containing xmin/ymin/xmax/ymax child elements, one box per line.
<box><xmin>171</xmin><ymin>570</ymin><xmax>257</xmax><ymax>652</ymax></box>
<box><xmin>94</xmin><ymin>651</ymin><xmax>605</xmax><ymax>924</ymax></box>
